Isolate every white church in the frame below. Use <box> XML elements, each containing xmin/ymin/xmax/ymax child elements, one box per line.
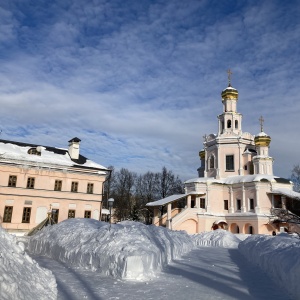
<box><xmin>147</xmin><ymin>73</ymin><xmax>299</xmax><ymax>235</ymax></box>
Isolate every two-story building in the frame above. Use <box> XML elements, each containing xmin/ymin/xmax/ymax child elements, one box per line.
<box><xmin>0</xmin><ymin>137</ymin><xmax>109</xmax><ymax>234</ymax></box>
<box><xmin>147</xmin><ymin>77</ymin><xmax>299</xmax><ymax>235</ymax></box>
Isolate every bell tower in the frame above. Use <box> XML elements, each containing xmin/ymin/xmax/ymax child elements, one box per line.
<box><xmin>217</xmin><ymin>69</ymin><xmax>242</xmax><ymax>136</ymax></box>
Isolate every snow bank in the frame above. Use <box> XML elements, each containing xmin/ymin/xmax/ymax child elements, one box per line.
<box><xmin>27</xmin><ymin>219</ymin><xmax>195</xmax><ymax>280</ymax></box>
<box><xmin>0</xmin><ymin>226</ymin><xmax>57</xmax><ymax>300</ymax></box>
<box><xmin>192</xmin><ymin>229</ymin><xmax>241</xmax><ymax>248</ymax></box>
<box><xmin>239</xmin><ymin>233</ymin><xmax>300</xmax><ymax>299</ymax></box>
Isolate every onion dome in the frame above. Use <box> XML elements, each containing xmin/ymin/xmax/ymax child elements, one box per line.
<box><xmin>199</xmin><ymin>149</ymin><xmax>205</xmax><ymax>159</ymax></box>
<box><xmin>254</xmin><ymin>131</ymin><xmax>271</xmax><ymax>147</ymax></box>
<box><xmin>221</xmin><ymin>84</ymin><xmax>238</xmax><ymax>100</ymax></box>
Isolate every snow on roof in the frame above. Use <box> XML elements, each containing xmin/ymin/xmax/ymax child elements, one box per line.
<box><xmin>269</xmin><ymin>188</ymin><xmax>300</xmax><ymax>200</ymax></box>
<box><xmin>185</xmin><ymin>174</ymin><xmax>289</xmax><ymax>185</ymax></box>
<box><xmin>256</xmin><ymin>131</ymin><xmax>269</xmax><ymax>137</ymax></box>
<box><xmin>0</xmin><ymin>139</ymin><xmax>107</xmax><ymax>172</ymax></box>
<box><xmin>146</xmin><ymin>194</ymin><xmax>186</xmax><ymax>207</ymax></box>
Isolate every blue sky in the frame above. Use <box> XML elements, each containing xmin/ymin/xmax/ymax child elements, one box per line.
<box><xmin>0</xmin><ymin>0</ymin><xmax>299</xmax><ymax>180</ymax></box>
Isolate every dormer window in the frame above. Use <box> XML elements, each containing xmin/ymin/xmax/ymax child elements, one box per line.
<box><xmin>28</xmin><ymin>148</ymin><xmax>41</xmax><ymax>156</ymax></box>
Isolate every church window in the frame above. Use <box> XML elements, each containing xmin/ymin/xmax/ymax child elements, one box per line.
<box><xmin>8</xmin><ymin>175</ymin><xmax>17</xmax><ymax>187</ymax></box>
<box><xmin>226</xmin><ymin>155</ymin><xmax>234</xmax><ymax>171</ymax></box>
<box><xmin>236</xmin><ymin>199</ymin><xmax>241</xmax><ymax>211</ymax></box>
<box><xmin>26</xmin><ymin>177</ymin><xmax>35</xmax><ymax>189</ymax></box>
<box><xmin>227</xmin><ymin>120</ymin><xmax>232</xmax><ymax>128</ymax></box>
<box><xmin>209</xmin><ymin>155</ymin><xmax>215</xmax><ymax>169</ymax></box>
<box><xmin>244</xmin><ymin>165</ymin><xmax>248</xmax><ymax>171</ymax></box>
<box><xmin>224</xmin><ymin>200</ymin><xmax>229</xmax><ymax>210</ymax></box>
<box><xmin>249</xmin><ymin>198</ymin><xmax>254</xmax><ymax>210</ymax></box>
<box><xmin>249</xmin><ymin>226</ymin><xmax>254</xmax><ymax>234</ymax></box>
<box><xmin>22</xmin><ymin>207</ymin><xmax>31</xmax><ymax>223</ymax></box>
<box><xmin>235</xmin><ymin>120</ymin><xmax>238</xmax><ymax>129</ymax></box>
<box><xmin>200</xmin><ymin>198</ymin><xmax>205</xmax><ymax>209</ymax></box>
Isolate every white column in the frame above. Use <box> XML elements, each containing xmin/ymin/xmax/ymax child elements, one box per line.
<box><xmin>187</xmin><ymin>195</ymin><xmax>191</xmax><ymax>208</ymax></box>
<box><xmin>255</xmin><ymin>186</ymin><xmax>260</xmax><ymax>214</ymax></box>
<box><xmin>241</xmin><ymin>184</ymin><xmax>246</xmax><ymax>212</ymax></box>
<box><xmin>229</xmin><ymin>187</ymin><xmax>234</xmax><ymax>213</ymax></box>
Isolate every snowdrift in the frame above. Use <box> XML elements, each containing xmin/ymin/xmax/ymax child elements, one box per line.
<box><xmin>239</xmin><ymin>233</ymin><xmax>300</xmax><ymax>300</ymax></box>
<box><xmin>27</xmin><ymin>219</ymin><xmax>195</xmax><ymax>280</ymax></box>
<box><xmin>0</xmin><ymin>226</ymin><xmax>57</xmax><ymax>300</ymax></box>
<box><xmin>192</xmin><ymin>229</ymin><xmax>241</xmax><ymax>248</ymax></box>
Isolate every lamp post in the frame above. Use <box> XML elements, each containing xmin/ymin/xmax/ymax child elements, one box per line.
<box><xmin>108</xmin><ymin>198</ymin><xmax>114</xmax><ymax>229</ymax></box>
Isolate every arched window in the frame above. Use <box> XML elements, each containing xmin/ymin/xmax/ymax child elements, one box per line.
<box><xmin>209</xmin><ymin>155</ymin><xmax>215</xmax><ymax>169</ymax></box>
<box><xmin>235</xmin><ymin>120</ymin><xmax>238</xmax><ymax>129</ymax></box>
<box><xmin>227</xmin><ymin>120</ymin><xmax>231</xmax><ymax>128</ymax></box>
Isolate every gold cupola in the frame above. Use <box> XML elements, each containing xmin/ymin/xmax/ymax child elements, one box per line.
<box><xmin>221</xmin><ymin>69</ymin><xmax>238</xmax><ymax>101</ymax></box>
<box><xmin>254</xmin><ymin>131</ymin><xmax>271</xmax><ymax>147</ymax></box>
<box><xmin>199</xmin><ymin>149</ymin><xmax>205</xmax><ymax>159</ymax></box>
<box><xmin>255</xmin><ymin>116</ymin><xmax>271</xmax><ymax>147</ymax></box>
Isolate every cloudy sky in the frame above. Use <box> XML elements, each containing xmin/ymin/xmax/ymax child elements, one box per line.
<box><xmin>0</xmin><ymin>0</ymin><xmax>299</xmax><ymax>180</ymax></box>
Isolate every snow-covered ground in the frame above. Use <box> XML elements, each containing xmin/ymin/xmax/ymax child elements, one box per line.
<box><xmin>1</xmin><ymin>219</ymin><xmax>299</xmax><ymax>299</ymax></box>
<box><xmin>0</xmin><ymin>226</ymin><xmax>57</xmax><ymax>300</ymax></box>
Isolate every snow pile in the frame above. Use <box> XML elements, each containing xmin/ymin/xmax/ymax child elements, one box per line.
<box><xmin>192</xmin><ymin>229</ymin><xmax>241</xmax><ymax>248</ymax></box>
<box><xmin>27</xmin><ymin>219</ymin><xmax>195</xmax><ymax>280</ymax></box>
<box><xmin>239</xmin><ymin>233</ymin><xmax>300</xmax><ymax>299</ymax></box>
<box><xmin>0</xmin><ymin>226</ymin><xmax>57</xmax><ymax>300</ymax></box>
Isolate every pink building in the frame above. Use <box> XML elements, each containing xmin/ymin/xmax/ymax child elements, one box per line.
<box><xmin>147</xmin><ymin>80</ymin><xmax>298</xmax><ymax>235</ymax></box>
<box><xmin>0</xmin><ymin>137</ymin><xmax>109</xmax><ymax>234</ymax></box>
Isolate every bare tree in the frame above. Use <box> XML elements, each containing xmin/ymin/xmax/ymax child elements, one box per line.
<box><xmin>291</xmin><ymin>164</ymin><xmax>300</xmax><ymax>192</ymax></box>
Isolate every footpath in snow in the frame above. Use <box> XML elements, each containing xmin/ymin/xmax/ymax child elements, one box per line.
<box><xmin>33</xmin><ymin>246</ymin><xmax>291</xmax><ymax>300</ymax></box>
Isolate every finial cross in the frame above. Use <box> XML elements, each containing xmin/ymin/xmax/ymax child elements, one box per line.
<box><xmin>227</xmin><ymin>69</ymin><xmax>232</xmax><ymax>85</ymax></box>
<box><xmin>259</xmin><ymin>115</ymin><xmax>264</xmax><ymax>132</ymax></box>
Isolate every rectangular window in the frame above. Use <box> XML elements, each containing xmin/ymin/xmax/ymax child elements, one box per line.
<box><xmin>68</xmin><ymin>210</ymin><xmax>76</xmax><ymax>219</ymax></box>
<box><xmin>51</xmin><ymin>209</ymin><xmax>59</xmax><ymax>223</ymax></box>
<box><xmin>87</xmin><ymin>183</ymin><xmax>94</xmax><ymax>194</ymax></box>
<box><xmin>226</xmin><ymin>155</ymin><xmax>234</xmax><ymax>171</ymax></box>
<box><xmin>224</xmin><ymin>200</ymin><xmax>229</xmax><ymax>210</ymax></box>
<box><xmin>8</xmin><ymin>175</ymin><xmax>17</xmax><ymax>187</ymax></box>
<box><xmin>3</xmin><ymin>206</ymin><xmax>13</xmax><ymax>223</ymax></box>
<box><xmin>249</xmin><ymin>198</ymin><xmax>255</xmax><ymax>210</ymax></box>
<box><xmin>200</xmin><ymin>198</ymin><xmax>205</xmax><ymax>209</ymax></box>
<box><xmin>84</xmin><ymin>211</ymin><xmax>91</xmax><ymax>218</ymax></box>
<box><xmin>54</xmin><ymin>180</ymin><xmax>62</xmax><ymax>191</ymax></box>
<box><xmin>22</xmin><ymin>207</ymin><xmax>31</xmax><ymax>223</ymax></box>
<box><xmin>71</xmin><ymin>181</ymin><xmax>78</xmax><ymax>192</ymax></box>
<box><xmin>26</xmin><ymin>177</ymin><xmax>35</xmax><ymax>189</ymax></box>
<box><xmin>237</xmin><ymin>199</ymin><xmax>241</xmax><ymax>211</ymax></box>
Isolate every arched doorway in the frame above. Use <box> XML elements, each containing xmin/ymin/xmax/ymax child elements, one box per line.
<box><xmin>230</xmin><ymin>223</ymin><xmax>240</xmax><ymax>233</ymax></box>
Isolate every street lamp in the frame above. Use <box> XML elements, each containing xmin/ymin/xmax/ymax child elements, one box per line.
<box><xmin>108</xmin><ymin>198</ymin><xmax>114</xmax><ymax>229</ymax></box>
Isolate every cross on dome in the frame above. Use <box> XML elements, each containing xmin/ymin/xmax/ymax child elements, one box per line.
<box><xmin>259</xmin><ymin>115</ymin><xmax>264</xmax><ymax>132</ymax></box>
<box><xmin>227</xmin><ymin>69</ymin><xmax>232</xmax><ymax>86</ymax></box>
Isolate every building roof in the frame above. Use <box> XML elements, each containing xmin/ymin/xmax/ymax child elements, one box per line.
<box><xmin>269</xmin><ymin>188</ymin><xmax>300</xmax><ymax>201</ymax></box>
<box><xmin>0</xmin><ymin>139</ymin><xmax>107</xmax><ymax>173</ymax></box>
<box><xmin>146</xmin><ymin>194</ymin><xmax>187</xmax><ymax>207</ymax></box>
<box><xmin>185</xmin><ymin>174</ymin><xmax>292</xmax><ymax>185</ymax></box>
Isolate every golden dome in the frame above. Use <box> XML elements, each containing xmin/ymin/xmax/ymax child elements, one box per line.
<box><xmin>221</xmin><ymin>84</ymin><xmax>238</xmax><ymax>100</ymax></box>
<box><xmin>199</xmin><ymin>150</ymin><xmax>205</xmax><ymax>159</ymax></box>
<box><xmin>254</xmin><ymin>132</ymin><xmax>271</xmax><ymax>147</ymax></box>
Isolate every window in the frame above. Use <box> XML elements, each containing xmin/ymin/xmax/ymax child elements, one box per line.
<box><xmin>237</xmin><ymin>199</ymin><xmax>241</xmax><ymax>211</ymax></box>
<box><xmin>3</xmin><ymin>206</ymin><xmax>13</xmax><ymax>223</ymax></box>
<box><xmin>224</xmin><ymin>200</ymin><xmax>229</xmax><ymax>210</ymax></box>
<box><xmin>28</xmin><ymin>147</ymin><xmax>41</xmax><ymax>156</ymax></box>
<box><xmin>51</xmin><ymin>209</ymin><xmax>59</xmax><ymax>223</ymax></box>
<box><xmin>249</xmin><ymin>226</ymin><xmax>254</xmax><ymax>234</ymax></box>
<box><xmin>26</xmin><ymin>177</ymin><xmax>35</xmax><ymax>189</ymax></box>
<box><xmin>249</xmin><ymin>198</ymin><xmax>254</xmax><ymax>210</ymax></box>
<box><xmin>227</xmin><ymin>120</ymin><xmax>231</xmax><ymax>128</ymax></box>
<box><xmin>22</xmin><ymin>207</ymin><xmax>31</xmax><ymax>223</ymax></box>
<box><xmin>235</xmin><ymin>120</ymin><xmax>238</xmax><ymax>129</ymax></box>
<box><xmin>87</xmin><ymin>183</ymin><xmax>94</xmax><ymax>194</ymax></box>
<box><xmin>54</xmin><ymin>180</ymin><xmax>62</xmax><ymax>191</ymax></box>
<box><xmin>84</xmin><ymin>211</ymin><xmax>91</xmax><ymax>218</ymax></box>
<box><xmin>200</xmin><ymin>198</ymin><xmax>205</xmax><ymax>209</ymax></box>
<box><xmin>209</xmin><ymin>156</ymin><xmax>214</xmax><ymax>169</ymax></box>
<box><xmin>71</xmin><ymin>181</ymin><xmax>78</xmax><ymax>192</ymax></box>
<box><xmin>8</xmin><ymin>175</ymin><xmax>17</xmax><ymax>187</ymax></box>
<box><xmin>68</xmin><ymin>210</ymin><xmax>75</xmax><ymax>219</ymax></box>
<box><xmin>226</xmin><ymin>155</ymin><xmax>234</xmax><ymax>171</ymax></box>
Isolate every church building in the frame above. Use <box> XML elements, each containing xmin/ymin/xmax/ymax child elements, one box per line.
<box><xmin>147</xmin><ymin>73</ymin><xmax>297</xmax><ymax>235</ymax></box>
